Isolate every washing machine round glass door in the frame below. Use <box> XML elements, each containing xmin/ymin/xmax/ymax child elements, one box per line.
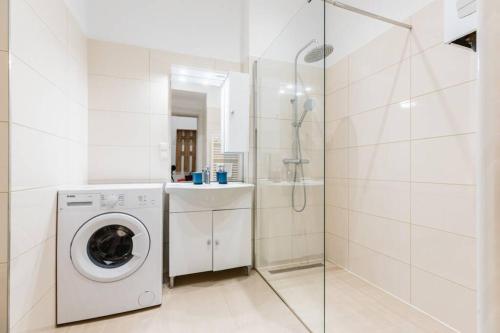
<box><xmin>70</xmin><ymin>212</ymin><xmax>150</xmax><ymax>283</ymax></box>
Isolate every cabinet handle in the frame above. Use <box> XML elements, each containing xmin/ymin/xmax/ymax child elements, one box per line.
<box><xmin>215</xmin><ymin>240</ymin><xmax>219</xmax><ymax>246</ymax></box>
<box><xmin>207</xmin><ymin>240</ymin><xmax>211</xmax><ymax>246</ymax></box>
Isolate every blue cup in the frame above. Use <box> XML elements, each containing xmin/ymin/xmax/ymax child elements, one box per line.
<box><xmin>217</xmin><ymin>171</ymin><xmax>228</xmax><ymax>184</ymax></box>
<box><xmin>192</xmin><ymin>172</ymin><xmax>203</xmax><ymax>185</ymax></box>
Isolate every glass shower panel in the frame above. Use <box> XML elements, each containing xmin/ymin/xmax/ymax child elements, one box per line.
<box><xmin>254</xmin><ymin>1</ymin><xmax>326</xmax><ymax>332</ymax></box>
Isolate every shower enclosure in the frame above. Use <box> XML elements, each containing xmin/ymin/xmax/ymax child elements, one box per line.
<box><xmin>254</xmin><ymin>1</ymin><xmax>327</xmax><ymax>331</ymax></box>
<box><xmin>253</xmin><ymin>1</ymin><xmax>475</xmax><ymax>332</ymax></box>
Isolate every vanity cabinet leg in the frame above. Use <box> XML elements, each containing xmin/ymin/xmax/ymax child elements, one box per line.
<box><xmin>169</xmin><ymin>277</ymin><xmax>175</xmax><ymax>288</ymax></box>
<box><xmin>246</xmin><ymin>265</ymin><xmax>252</xmax><ymax>276</ymax></box>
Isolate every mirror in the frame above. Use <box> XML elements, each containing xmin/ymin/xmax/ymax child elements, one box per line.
<box><xmin>170</xmin><ymin>66</ymin><xmax>244</xmax><ymax>182</ymax></box>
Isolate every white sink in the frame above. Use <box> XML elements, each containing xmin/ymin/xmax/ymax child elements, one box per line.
<box><xmin>165</xmin><ymin>182</ymin><xmax>254</xmax><ymax>191</ymax></box>
<box><xmin>165</xmin><ymin>182</ymin><xmax>254</xmax><ymax>212</ymax></box>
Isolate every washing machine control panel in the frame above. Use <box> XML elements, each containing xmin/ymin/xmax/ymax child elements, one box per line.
<box><xmin>60</xmin><ymin>191</ymin><xmax>160</xmax><ymax>210</ymax></box>
<box><xmin>100</xmin><ymin>194</ymin><xmax>124</xmax><ymax>208</ymax></box>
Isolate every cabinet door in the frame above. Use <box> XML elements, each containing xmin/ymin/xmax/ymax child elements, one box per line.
<box><xmin>221</xmin><ymin>72</ymin><xmax>250</xmax><ymax>153</ymax></box>
<box><xmin>212</xmin><ymin>209</ymin><xmax>251</xmax><ymax>271</ymax></box>
<box><xmin>169</xmin><ymin>211</ymin><xmax>212</xmax><ymax>277</ymax></box>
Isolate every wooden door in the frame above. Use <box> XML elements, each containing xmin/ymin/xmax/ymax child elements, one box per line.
<box><xmin>175</xmin><ymin>129</ymin><xmax>197</xmax><ymax>173</ymax></box>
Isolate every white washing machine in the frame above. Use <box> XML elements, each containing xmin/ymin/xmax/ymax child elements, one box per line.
<box><xmin>57</xmin><ymin>184</ymin><xmax>163</xmax><ymax>325</ymax></box>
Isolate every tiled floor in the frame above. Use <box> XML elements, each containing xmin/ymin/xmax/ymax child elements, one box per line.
<box><xmin>56</xmin><ymin>269</ymin><xmax>308</xmax><ymax>333</ymax></box>
<box><xmin>261</xmin><ymin>262</ymin><xmax>457</xmax><ymax>333</ymax></box>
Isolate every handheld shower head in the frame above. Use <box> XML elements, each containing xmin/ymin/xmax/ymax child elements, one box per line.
<box><xmin>297</xmin><ymin>98</ymin><xmax>316</xmax><ymax>127</ymax></box>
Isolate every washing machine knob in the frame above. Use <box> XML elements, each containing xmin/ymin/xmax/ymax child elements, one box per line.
<box><xmin>103</xmin><ymin>194</ymin><xmax>119</xmax><ymax>208</ymax></box>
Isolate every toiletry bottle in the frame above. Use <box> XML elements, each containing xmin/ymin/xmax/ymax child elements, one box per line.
<box><xmin>204</xmin><ymin>165</ymin><xmax>211</xmax><ymax>184</ymax></box>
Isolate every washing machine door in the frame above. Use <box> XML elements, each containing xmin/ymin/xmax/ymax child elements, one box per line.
<box><xmin>70</xmin><ymin>212</ymin><xmax>150</xmax><ymax>283</ymax></box>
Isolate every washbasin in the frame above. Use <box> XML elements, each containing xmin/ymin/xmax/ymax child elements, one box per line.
<box><xmin>164</xmin><ymin>182</ymin><xmax>254</xmax><ymax>213</ymax></box>
<box><xmin>165</xmin><ymin>182</ymin><xmax>254</xmax><ymax>191</ymax></box>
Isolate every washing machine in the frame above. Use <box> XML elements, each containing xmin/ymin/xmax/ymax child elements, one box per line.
<box><xmin>57</xmin><ymin>184</ymin><xmax>163</xmax><ymax>325</ymax></box>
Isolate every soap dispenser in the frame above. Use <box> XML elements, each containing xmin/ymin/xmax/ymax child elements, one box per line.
<box><xmin>203</xmin><ymin>165</ymin><xmax>211</xmax><ymax>184</ymax></box>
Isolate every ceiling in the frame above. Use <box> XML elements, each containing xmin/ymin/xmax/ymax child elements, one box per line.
<box><xmin>65</xmin><ymin>0</ymin><xmax>437</xmax><ymax>65</ymax></box>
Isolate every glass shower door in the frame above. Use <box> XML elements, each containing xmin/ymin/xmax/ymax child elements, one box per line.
<box><xmin>254</xmin><ymin>1</ymin><xmax>326</xmax><ymax>332</ymax></box>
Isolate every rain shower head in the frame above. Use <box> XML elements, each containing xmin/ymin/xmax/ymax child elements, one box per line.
<box><xmin>304</xmin><ymin>44</ymin><xmax>334</xmax><ymax>63</ymax></box>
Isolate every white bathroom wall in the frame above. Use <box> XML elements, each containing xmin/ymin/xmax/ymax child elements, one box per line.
<box><xmin>325</xmin><ymin>0</ymin><xmax>477</xmax><ymax>331</ymax></box>
<box><xmin>0</xmin><ymin>1</ymin><xmax>8</xmax><ymax>332</ymax></box>
<box><xmin>88</xmin><ymin>39</ymin><xmax>242</xmax><ymax>184</ymax></box>
<box><xmin>87</xmin><ymin>39</ymin><xmax>170</xmax><ymax>183</ymax></box>
<box><xmin>8</xmin><ymin>0</ymin><xmax>88</xmax><ymax>330</ymax></box>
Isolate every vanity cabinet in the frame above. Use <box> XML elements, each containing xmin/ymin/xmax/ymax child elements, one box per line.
<box><xmin>166</xmin><ymin>183</ymin><xmax>254</xmax><ymax>287</ymax></box>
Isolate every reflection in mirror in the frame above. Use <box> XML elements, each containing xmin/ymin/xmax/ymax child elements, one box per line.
<box><xmin>170</xmin><ymin>66</ymin><xmax>244</xmax><ymax>183</ymax></box>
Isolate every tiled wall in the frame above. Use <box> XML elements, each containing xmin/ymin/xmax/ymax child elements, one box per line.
<box><xmin>88</xmin><ymin>39</ymin><xmax>242</xmax><ymax>184</ymax></box>
<box><xmin>0</xmin><ymin>0</ymin><xmax>8</xmax><ymax>331</ymax></box>
<box><xmin>325</xmin><ymin>1</ymin><xmax>477</xmax><ymax>332</ymax></box>
<box><xmin>8</xmin><ymin>0</ymin><xmax>88</xmax><ymax>330</ymax></box>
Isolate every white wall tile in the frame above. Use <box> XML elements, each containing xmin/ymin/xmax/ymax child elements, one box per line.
<box><xmin>10</xmin><ymin>56</ymin><xmax>69</xmax><ymax>137</ymax></box>
<box><xmin>349</xmin><ymin>103</ymin><xmax>410</xmax><ymax>147</ymax></box>
<box><xmin>11</xmin><ymin>0</ymin><xmax>68</xmax><ymax>91</ymax></box>
<box><xmin>10</xmin><ymin>188</ymin><xmax>58</xmax><ymax>260</ymax></box>
<box><xmin>326</xmin><ymin>206</ymin><xmax>348</xmax><ymax>238</ymax></box>
<box><xmin>257</xmin><ymin>182</ymin><xmax>291</xmax><ymax>209</ymax></box>
<box><xmin>412</xmin><ymin>81</ymin><xmax>477</xmax><ymax>139</ymax></box>
<box><xmin>350</xmin><ymin>27</ymin><xmax>411</xmax><ymax>82</ymax></box>
<box><xmin>411</xmin><ymin>44</ymin><xmax>476</xmax><ymax>97</ymax></box>
<box><xmin>412</xmin><ymin>134</ymin><xmax>476</xmax><ymax>185</ymax></box>
<box><xmin>89</xmin><ymin>111</ymin><xmax>150</xmax><ymax>146</ymax></box>
<box><xmin>68</xmin><ymin>56</ymin><xmax>88</xmax><ymax>108</ymax></box>
<box><xmin>150</xmin><ymin>80</ymin><xmax>169</xmax><ymax>115</ymax></box>
<box><xmin>326</xmin><ymin>148</ymin><xmax>348</xmax><ymax>179</ymax></box>
<box><xmin>326</xmin><ymin>87</ymin><xmax>348</xmax><ymax>122</ymax></box>
<box><xmin>25</xmin><ymin>0</ymin><xmax>68</xmax><ymax>44</ymax></box>
<box><xmin>412</xmin><ymin>268</ymin><xmax>476</xmax><ymax>333</ymax></box>
<box><xmin>350</xmin><ymin>60</ymin><xmax>410</xmax><ymax>115</ymax></box>
<box><xmin>412</xmin><ymin>225</ymin><xmax>476</xmax><ymax>289</ymax></box>
<box><xmin>255</xmin><ymin>236</ymin><xmax>292</xmax><ymax>267</ymax></box>
<box><xmin>326</xmin><ymin>57</ymin><xmax>349</xmax><ymax>94</ymax></box>
<box><xmin>412</xmin><ymin>183</ymin><xmax>476</xmax><ymax>237</ymax></box>
<box><xmin>0</xmin><ymin>0</ymin><xmax>7</xmax><ymax>51</ymax></box>
<box><xmin>149</xmin><ymin>50</ymin><xmax>215</xmax><ymax>82</ymax></box>
<box><xmin>88</xmin><ymin>146</ymin><xmax>150</xmax><ymax>182</ymax></box>
<box><xmin>349</xmin><ymin>242</ymin><xmax>411</xmax><ymax>302</ymax></box>
<box><xmin>256</xmin><ymin>208</ymin><xmax>293</xmax><ymax>238</ymax></box>
<box><xmin>0</xmin><ymin>194</ymin><xmax>7</xmax><ymax>263</ymax></box>
<box><xmin>326</xmin><ymin>118</ymin><xmax>349</xmax><ymax>150</ymax></box>
<box><xmin>149</xmin><ymin>145</ymin><xmax>170</xmax><ymax>182</ymax></box>
<box><xmin>349</xmin><ymin>211</ymin><xmax>410</xmax><ymax>263</ymax></box>
<box><xmin>326</xmin><ymin>233</ymin><xmax>348</xmax><ymax>267</ymax></box>
<box><xmin>0</xmin><ymin>51</ymin><xmax>8</xmax><ymax>122</ymax></box>
<box><xmin>9</xmin><ymin>287</ymin><xmax>55</xmax><ymax>333</ymax></box>
<box><xmin>258</xmin><ymin>118</ymin><xmax>293</xmax><ymax>150</ymax></box>
<box><xmin>88</xmin><ymin>39</ymin><xmax>149</xmax><ymax>80</ymax></box>
<box><xmin>0</xmin><ymin>263</ymin><xmax>6</xmax><ymax>332</ymax></box>
<box><xmin>67</xmin><ymin>12</ymin><xmax>87</xmax><ymax>66</ymax></box>
<box><xmin>326</xmin><ymin>179</ymin><xmax>349</xmax><ymax>209</ymax></box>
<box><xmin>293</xmin><ymin>205</ymin><xmax>324</xmax><ymax>235</ymax></box>
<box><xmin>256</xmin><ymin>148</ymin><xmax>292</xmax><ymax>181</ymax></box>
<box><xmin>411</xmin><ymin>0</ymin><xmax>444</xmax><ymax>54</ymax></box>
<box><xmin>349</xmin><ymin>180</ymin><xmax>410</xmax><ymax>222</ymax></box>
<box><xmin>0</xmin><ymin>123</ymin><xmax>7</xmax><ymax>192</ymax></box>
<box><xmin>349</xmin><ymin>141</ymin><xmax>411</xmax><ymax>181</ymax></box>
<box><xmin>9</xmin><ymin>238</ymin><xmax>56</xmax><ymax>326</ymax></box>
<box><xmin>88</xmin><ymin>75</ymin><xmax>150</xmax><ymax>113</ymax></box>
<box><xmin>11</xmin><ymin>125</ymin><xmax>66</xmax><ymax>191</ymax></box>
